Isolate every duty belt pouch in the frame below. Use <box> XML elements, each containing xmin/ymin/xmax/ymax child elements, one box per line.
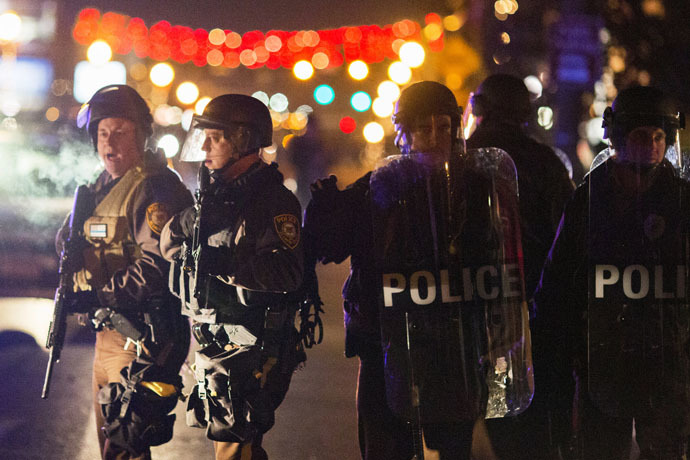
<box><xmin>97</xmin><ymin>357</ymin><xmax>181</xmax><ymax>455</ymax></box>
<box><xmin>186</xmin><ymin>342</ymin><xmax>263</xmax><ymax>442</ymax></box>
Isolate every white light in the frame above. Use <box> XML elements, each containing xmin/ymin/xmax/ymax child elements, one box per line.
<box><xmin>363</xmin><ymin>121</ymin><xmax>385</xmax><ymax>143</ymax></box>
<box><xmin>283</xmin><ymin>177</ymin><xmax>298</xmax><ymax>193</ymax></box>
<box><xmin>195</xmin><ymin>96</ymin><xmax>211</xmax><ymax>115</ymax></box>
<box><xmin>0</xmin><ymin>11</ymin><xmax>22</xmax><ymax>42</ymax></box>
<box><xmin>377</xmin><ymin>80</ymin><xmax>401</xmax><ymax>102</ymax></box>
<box><xmin>269</xmin><ymin>93</ymin><xmax>289</xmax><ymax>112</ymax></box>
<box><xmin>150</xmin><ymin>63</ymin><xmax>174</xmax><ymax>87</ymax></box>
<box><xmin>87</xmin><ymin>40</ymin><xmax>112</xmax><ymax>65</ymax></box>
<box><xmin>73</xmin><ymin>61</ymin><xmax>127</xmax><ymax>103</ymax></box>
<box><xmin>585</xmin><ymin>117</ymin><xmax>606</xmax><ymax>145</ymax></box>
<box><xmin>181</xmin><ymin>109</ymin><xmax>195</xmax><ymax>131</ymax></box>
<box><xmin>388</xmin><ymin>61</ymin><xmax>412</xmax><ymax>85</ymax></box>
<box><xmin>1</xmin><ymin>99</ymin><xmax>20</xmax><ymax>117</ymax></box>
<box><xmin>372</xmin><ymin>97</ymin><xmax>394</xmax><ymax>118</ymax></box>
<box><xmin>537</xmin><ymin>106</ymin><xmax>554</xmax><ymax>130</ymax></box>
<box><xmin>399</xmin><ymin>42</ymin><xmax>425</xmax><ymax>68</ymax></box>
<box><xmin>293</xmin><ymin>60</ymin><xmax>314</xmax><ymax>80</ymax></box>
<box><xmin>176</xmin><ymin>81</ymin><xmax>199</xmax><ymax>105</ymax></box>
<box><xmin>348</xmin><ymin>60</ymin><xmax>369</xmax><ymax>80</ymax></box>
<box><xmin>252</xmin><ymin>91</ymin><xmax>270</xmax><ymax>106</ymax></box>
<box><xmin>523</xmin><ymin>75</ymin><xmax>543</xmax><ymax>98</ymax></box>
<box><xmin>157</xmin><ymin>134</ymin><xmax>180</xmax><ymax>158</ymax></box>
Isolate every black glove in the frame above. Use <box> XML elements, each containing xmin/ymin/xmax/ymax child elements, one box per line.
<box><xmin>66</xmin><ymin>290</ymin><xmax>100</xmax><ymax>314</ymax></box>
<box><xmin>309</xmin><ymin>175</ymin><xmax>340</xmax><ymax>207</ymax></box>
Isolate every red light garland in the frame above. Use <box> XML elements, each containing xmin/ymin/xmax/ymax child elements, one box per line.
<box><xmin>73</xmin><ymin>8</ymin><xmax>441</xmax><ymax>69</ymax></box>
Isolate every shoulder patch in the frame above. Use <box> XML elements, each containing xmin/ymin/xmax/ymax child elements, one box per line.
<box><xmin>273</xmin><ymin>214</ymin><xmax>300</xmax><ymax>249</ymax></box>
<box><xmin>146</xmin><ymin>202</ymin><xmax>170</xmax><ymax>235</ymax></box>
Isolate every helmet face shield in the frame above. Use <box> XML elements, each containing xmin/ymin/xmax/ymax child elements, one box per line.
<box><xmin>179</xmin><ymin>122</ymin><xmax>208</xmax><ymax>162</ymax></box>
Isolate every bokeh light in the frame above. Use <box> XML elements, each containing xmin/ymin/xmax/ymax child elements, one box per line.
<box><xmin>150</xmin><ymin>62</ymin><xmax>174</xmax><ymax>87</ymax></box>
<box><xmin>372</xmin><ymin>97</ymin><xmax>395</xmax><ymax>118</ymax></box>
<box><xmin>0</xmin><ymin>11</ymin><xmax>22</xmax><ymax>41</ymax></box>
<box><xmin>208</xmin><ymin>28</ymin><xmax>226</xmax><ymax>45</ymax></box>
<box><xmin>363</xmin><ymin>121</ymin><xmax>385</xmax><ymax>143</ymax></box>
<box><xmin>377</xmin><ymin>80</ymin><xmax>401</xmax><ymax>102</ymax></box>
<box><xmin>388</xmin><ymin>61</ymin><xmax>412</xmax><ymax>85</ymax></box>
<box><xmin>269</xmin><ymin>93</ymin><xmax>289</xmax><ymax>112</ymax></box>
<box><xmin>252</xmin><ymin>91</ymin><xmax>270</xmax><ymax>106</ymax></box>
<box><xmin>293</xmin><ymin>60</ymin><xmax>315</xmax><ymax>80</ymax></box>
<box><xmin>87</xmin><ymin>40</ymin><xmax>112</xmax><ymax>64</ymax></box>
<box><xmin>350</xmin><ymin>91</ymin><xmax>372</xmax><ymax>112</ymax></box>
<box><xmin>348</xmin><ymin>60</ymin><xmax>369</xmax><ymax>80</ymax></box>
<box><xmin>537</xmin><ymin>106</ymin><xmax>554</xmax><ymax>130</ymax></box>
<box><xmin>158</xmin><ymin>134</ymin><xmax>180</xmax><ymax>158</ymax></box>
<box><xmin>314</xmin><ymin>84</ymin><xmax>335</xmax><ymax>105</ymax></box>
<box><xmin>523</xmin><ymin>75</ymin><xmax>543</xmax><ymax>98</ymax></box>
<box><xmin>176</xmin><ymin>81</ymin><xmax>199</xmax><ymax>105</ymax></box>
<box><xmin>399</xmin><ymin>42</ymin><xmax>425</xmax><ymax>68</ymax></box>
<box><xmin>195</xmin><ymin>96</ymin><xmax>211</xmax><ymax>115</ymax></box>
<box><xmin>45</xmin><ymin>107</ymin><xmax>59</xmax><ymax>122</ymax></box>
<box><xmin>339</xmin><ymin>116</ymin><xmax>356</xmax><ymax>134</ymax></box>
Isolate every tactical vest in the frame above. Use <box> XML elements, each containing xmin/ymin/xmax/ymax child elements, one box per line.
<box><xmin>74</xmin><ymin>167</ymin><xmax>146</xmax><ymax>292</ymax></box>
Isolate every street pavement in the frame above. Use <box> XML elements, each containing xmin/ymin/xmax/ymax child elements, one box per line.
<box><xmin>0</xmin><ymin>262</ymin><xmax>360</xmax><ymax>460</ymax></box>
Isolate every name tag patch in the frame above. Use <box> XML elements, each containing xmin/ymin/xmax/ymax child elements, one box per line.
<box><xmin>89</xmin><ymin>223</ymin><xmax>107</xmax><ymax>238</ymax></box>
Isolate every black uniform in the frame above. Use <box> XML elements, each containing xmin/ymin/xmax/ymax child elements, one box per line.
<box><xmin>534</xmin><ymin>158</ymin><xmax>690</xmax><ymax>459</ymax></box>
<box><xmin>160</xmin><ymin>161</ymin><xmax>304</xmax><ymax>455</ymax></box>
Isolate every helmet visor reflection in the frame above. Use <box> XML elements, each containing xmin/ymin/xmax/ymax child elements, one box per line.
<box><xmin>179</xmin><ymin>126</ymin><xmax>208</xmax><ymax>162</ymax></box>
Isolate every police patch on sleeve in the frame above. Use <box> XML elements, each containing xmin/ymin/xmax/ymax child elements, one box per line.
<box><xmin>274</xmin><ymin>214</ymin><xmax>300</xmax><ymax>249</ymax></box>
<box><xmin>146</xmin><ymin>202</ymin><xmax>170</xmax><ymax>235</ymax></box>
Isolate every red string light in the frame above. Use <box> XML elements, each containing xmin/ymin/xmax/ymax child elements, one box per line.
<box><xmin>72</xmin><ymin>8</ymin><xmax>440</xmax><ymax>69</ymax></box>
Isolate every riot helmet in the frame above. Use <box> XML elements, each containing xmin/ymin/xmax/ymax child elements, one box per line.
<box><xmin>392</xmin><ymin>81</ymin><xmax>463</xmax><ymax>155</ymax></box>
<box><xmin>77</xmin><ymin>84</ymin><xmax>153</xmax><ymax>148</ymax></box>
<box><xmin>463</xmin><ymin>74</ymin><xmax>531</xmax><ymax>138</ymax></box>
<box><xmin>180</xmin><ymin>94</ymin><xmax>273</xmax><ymax>163</ymax></box>
<box><xmin>603</xmin><ymin>86</ymin><xmax>685</xmax><ymax>166</ymax></box>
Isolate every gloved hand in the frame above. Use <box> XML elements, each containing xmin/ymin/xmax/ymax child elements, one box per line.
<box><xmin>66</xmin><ymin>290</ymin><xmax>100</xmax><ymax>314</ymax></box>
<box><xmin>309</xmin><ymin>175</ymin><xmax>339</xmax><ymax>207</ymax></box>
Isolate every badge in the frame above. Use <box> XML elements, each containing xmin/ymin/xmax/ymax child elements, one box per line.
<box><xmin>274</xmin><ymin>214</ymin><xmax>300</xmax><ymax>249</ymax></box>
<box><xmin>146</xmin><ymin>202</ymin><xmax>170</xmax><ymax>235</ymax></box>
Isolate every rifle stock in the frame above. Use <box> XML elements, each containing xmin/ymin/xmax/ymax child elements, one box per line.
<box><xmin>42</xmin><ymin>184</ymin><xmax>93</xmax><ymax>399</ymax></box>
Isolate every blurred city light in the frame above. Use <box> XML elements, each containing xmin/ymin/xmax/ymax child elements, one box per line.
<box><xmin>399</xmin><ymin>42</ymin><xmax>425</xmax><ymax>68</ymax></box>
<box><xmin>157</xmin><ymin>134</ymin><xmax>180</xmax><ymax>158</ymax></box>
<box><xmin>176</xmin><ymin>81</ymin><xmax>199</xmax><ymax>105</ymax></box>
<box><xmin>339</xmin><ymin>116</ymin><xmax>356</xmax><ymax>134</ymax></box>
<box><xmin>150</xmin><ymin>62</ymin><xmax>174</xmax><ymax>87</ymax></box>
<box><xmin>388</xmin><ymin>61</ymin><xmax>412</xmax><ymax>85</ymax></box>
<box><xmin>208</xmin><ymin>28</ymin><xmax>226</xmax><ymax>45</ymax></box>
<box><xmin>293</xmin><ymin>60</ymin><xmax>314</xmax><ymax>80</ymax></box>
<box><xmin>86</xmin><ymin>40</ymin><xmax>112</xmax><ymax>64</ymax></box>
<box><xmin>0</xmin><ymin>11</ymin><xmax>22</xmax><ymax>42</ymax></box>
<box><xmin>523</xmin><ymin>75</ymin><xmax>543</xmax><ymax>98</ymax></box>
<box><xmin>73</xmin><ymin>60</ymin><xmax>126</xmax><ymax>103</ymax></box>
<box><xmin>181</xmin><ymin>109</ymin><xmax>194</xmax><ymax>130</ymax></box>
<box><xmin>348</xmin><ymin>60</ymin><xmax>369</xmax><ymax>80</ymax></box>
<box><xmin>350</xmin><ymin>91</ymin><xmax>372</xmax><ymax>112</ymax></box>
<box><xmin>585</xmin><ymin>117</ymin><xmax>606</xmax><ymax>145</ymax></box>
<box><xmin>45</xmin><ymin>106</ymin><xmax>59</xmax><ymax>122</ymax></box>
<box><xmin>314</xmin><ymin>84</ymin><xmax>335</xmax><ymax>105</ymax></box>
<box><xmin>377</xmin><ymin>80</ymin><xmax>401</xmax><ymax>102</ymax></box>
<box><xmin>194</xmin><ymin>96</ymin><xmax>211</xmax><ymax>115</ymax></box>
<box><xmin>283</xmin><ymin>177</ymin><xmax>298</xmax><ymax>193</ymax></box>
<box><xmin>363</xmin><ymin>121</ymin><xmax>385</xmax><ymax>143</ymax></box>
<box><xmin>372</xmin><ymin>97</ymin><xmax>394</xmax><ymax>118</ymax></box>
<box><xmin>252</xmin><ymin>91</ymin><xmax>270</xmax><ymax>106</ymax></box>
<box><xmin>537</xmin><ymin>106</ymin><xmax>554</xmax><ymax>130</ymax></box>
<box><xmin>269</xmin><ymin>93</ymin><xmax>289</xmax><ymax>112</ymax></box>
<box><xmin>443</xmin><ymin>14</ymin><xmax>463</xmax><ymax>31</ymax></box>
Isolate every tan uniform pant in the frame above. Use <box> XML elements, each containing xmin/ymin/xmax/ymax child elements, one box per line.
<box><xmin>92</xmin><ymin>328</ymin><xmax>150</xmax><ymax>460</ymax></box>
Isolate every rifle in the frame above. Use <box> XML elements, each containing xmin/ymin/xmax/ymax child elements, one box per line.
<box><xmin>42</xmin><ymin>184</ymin><xmax>93</xmax><ymax>399</ymax></box>
<box><xmin>181</xmin><ymin>164</ymin><xmax>212</xmax><ymax>308</ymax></box>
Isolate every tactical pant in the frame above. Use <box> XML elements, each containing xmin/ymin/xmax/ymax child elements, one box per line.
<box><xmin>93</xmin><ymin>328</ymin><xmax>149</xmax><ymax>460</ymax></box>
<box><xmin>357</xmin><ymin>349</ymin><xmax>413</xmax><ymax>460</ymax></box>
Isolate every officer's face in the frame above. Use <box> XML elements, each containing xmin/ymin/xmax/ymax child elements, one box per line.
<box><xmin>201</xmin><ymin>127</ymin><xmax>249</xmax><ymax>170</ymax></box>
<box><xmin>409</xmin><ymin>114</ymin><xmax>453</xmax><ymax>157</ymax></box>
<box><xmin>97</xmin><ymin>118</ymin><xmax>143</xmax><ymax>179</ymax></box>
<box><xmin>620</xmin><ymin>126</ymin><xmax>667</xmax><ymax>165</ymax></box>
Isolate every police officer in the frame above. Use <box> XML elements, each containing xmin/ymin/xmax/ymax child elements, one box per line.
<box><xmin>57</xmin><ymin>84</ymin><xmax>193</xmax><ymax>459</ymax></box>
<box><xmin>159</xmin><ymin>94</ymin><xmax>304</xmax><ymax>460</ymax></box>
<box><xmin>465</xmin><ymin>74</ymin><xmax>574</xmax><ymax>459</ymax></box>
<box><xmin>534</xmin><ymin>86</ymin><xmax>688</xmax><ymax>459</ymax></box>
<box><xmin>307</xmin><ymin>81</ymin><xmax>507</xmax><ymax>459</ymax></box>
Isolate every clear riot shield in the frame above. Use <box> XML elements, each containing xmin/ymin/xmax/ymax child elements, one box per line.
<box><xmin>587</xmin><ymin>156</ymin><xmax>690</xmax><ymax>418</ymax></box>
<box><xmin>370</xmin><ymin>147</ymin><xmax>534</xmax><ymax>438</ymax></box>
